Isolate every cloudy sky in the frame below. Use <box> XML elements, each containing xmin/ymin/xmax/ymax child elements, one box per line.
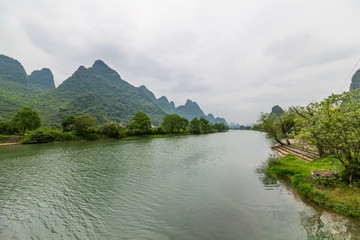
<box><xmin>1</xmin><ymin>0</ymin><xmax>359</xmax><ymax>124</ymax></box>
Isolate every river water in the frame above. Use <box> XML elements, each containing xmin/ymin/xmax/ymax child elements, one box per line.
<box><xmin>0</xmin><ymin>131</ymin><xmax>359</xmax><ymax>239</ymax></box>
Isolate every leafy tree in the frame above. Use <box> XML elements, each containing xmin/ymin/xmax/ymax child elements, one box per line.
<box><xmin>294</xmin><ymin>90</ymin><xmax>360</xmax><ymax>183</ymax></box>
<box><xmin>199</xmin><ymin>117</ymin><xmax>211</xmax><ymax>133</ymax></box>
<box><xmin>161</xmin><ymin>114</ymin><xmax>188</xmax><ymax>133</ymax></box>
<box><xmin>189</xmin><ymin>117</ymin><xmax>201</xmax><ymax>134</ymax></box>
<box><xmin>189</xmin><ymin>117</ymin><xmax>213</xmax><ymax>134</ymax></box>
<box><xmin>23</xmin><ymin>128</ymin><xmax>58</xmax><ymax>143</ymax></box>
<box><xmin>73</xmin><ymin>114</ymin><xmax>97</xmax><ymax>136</ymax></box>
<box><xmin>213</xmin><ymin>123</ymin><xmax>229</xmax><ymax>132</ymax></box>
<box><xmin>61</xmin><ymin>115</ymin><xmax>77</xmax><ymax>132</ymax></box>
<box><xmin>255</xmin><ymin>108</ymin><xmax>295</xmax><ymax>145</ymax></box>
<box><xmin>11</xmin><ymin>107</ymin><xmax>41</xmax><ymax>135</ymax></box>
<box><xmin>0</xmin><ymin>121</ymin><xmax>18</xmax><ymax>135</ymax></box>
<box><xmin>129</xmin><ymin>111</ymin><xmax>152</xmax><ymax>135</ymax></box>
<box><xmin>100</xmin><ymin>122</ymin><xmax>126</xmax><ymax>138</ymax></box>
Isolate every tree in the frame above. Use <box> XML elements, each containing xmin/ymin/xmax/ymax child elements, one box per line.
<box><xmin>11</xmin><ymin>107</ymin><xmax>41</xmax><ymax>135</ymax></box>
<box><xmin>61</xmin><ymin>115</ymin><xmax>77</xmax><ymax>131</ymax></box>
<box><xmin>213</xmin><ymin>123</ymin><xmax>229</xmax><ymax>132</ymax></box>
<box><xmin>100</xmin><ymin>122</ymin><xmax>126</xmax><ymax>138</ymax></box>
<box><xmin>294</xmin><ymin>90</ymin><xmax>360</xmax><ymax>183</ymax></box>
<box><xmin>189</xmin><ymin>117</ymin><xmax>201</xmax><ymax>134</ymax></box>
<box><xmin>255</xmin><ymin>108</ymin><xmax>295</xmax><ymax>145</ymax></box>
<box><xmin>73</xmin><ymin>114</ymin><xmax>97</xmax><ymax>136</ymax></box>
<box><xmin>161</xmin><ymin>114</ymin><xmax>188</xmax><ymax>133</ymax></box>
<box><xmin>199</xmin><ymin>117</ymin><xmax>211</xmax><ymax>133</ymax></box>
<box><xmin>188</xmin><ymin>117</ymin><xmax>213</xmax><ymax>134</ymax></box>
<box><xmin>0</xmin><ymin>121</ymin><xmax>18</xmax><ymax>135</ymax></box>
<box><xmin>129</xmin><ymin>111</ymin><xmax>152</xmax><ymax>135</ymax></box>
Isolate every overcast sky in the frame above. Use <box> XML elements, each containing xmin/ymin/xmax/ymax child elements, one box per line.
<box><xmin>1</xmin><ymin>0</ymin><xmax>360</xmax><ymax>124</ymax></box>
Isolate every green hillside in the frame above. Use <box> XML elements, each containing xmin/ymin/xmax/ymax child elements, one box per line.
<box><xmin>157</xmin><ymin>97</ymin><xmax>228</xmax><ymax>126</ymax></box>
<box><xmin>28</xmin><ymin>68</ymin><xmax>55</xmax><ymax>90</ymax></box>
<box><xmin>0</xmin><ymin>55</ymin><xmax>46</xmax><ymax>121</ymax></box>
<box><xmin>34</xmin><ymin>60</ymin><xmax>166</xmax><ymax>125</ymax></box>
<box><xmin>0</xmin><ymin>54</ymin><xmax>228</xmax><ymax>126</ymax></box>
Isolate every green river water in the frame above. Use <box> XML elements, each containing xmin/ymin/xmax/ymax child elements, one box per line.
<box><xmin>0</xmin><ymin>131</ymin><xmax>359</xmax><ymax>239</ymax></box>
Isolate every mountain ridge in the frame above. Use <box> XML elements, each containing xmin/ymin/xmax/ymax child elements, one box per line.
<box><xmin>0</xmin><ymin>54</ymin><xmax>228</xmax><ymax>126</ymax></box>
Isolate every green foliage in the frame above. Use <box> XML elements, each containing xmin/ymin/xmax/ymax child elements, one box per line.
<box><xmin>73</xmin><ymin>114</ymin><xmax>97</xmax><ymax>136</ymax></box>
<box><xmin>161</xmin><ymin>114</ymin><xmax>188</xmax><ymax>133</ymax></box>
<box><xmin>266</xmin><ymin>154</ymin><xmax>360</xmax><ymax>218</ymax></box>
<box><xmin>129</xmin><ymin>111</ymin><xmax>152</xmax><ymax>135</ymax></box>
<box><xmin>12</xmin><ymin>107</ymin><xmax>41</xmax><ymax>135</ymax></box>
<box><xmin>0</xmin><ymin>121</ymin><xmax>18</xmax><ymax>135</ymax></box>
<box><xmin>189</xmin><ymin>117</ymin><xmax>214</xmax><ymax>134</ymax></box>
<box><xmin>255</xmin><ymin>108</ymin><xmax>295</xmax><ymax>145</ymax></box>
<box><xmin>61</xmin><ymin>115</ymin><xmax>77</xmax><ymax>131</ymax></box>
<box><xmin>35</xmin><ymin>61</ymin><xmax>166</xmax><ymax>125</ymax></box>
<box><xmin>22</xmin><ymin>128</ymin><xmax>58</xmax><ymax>143</ymax></box>
<box><xmin>213</xmin><ymin>123</ymin><xmax>229</xmax><ymax>132</ymax></box>
<box><xmin>294</xmin><ymin>89</ymin><xmax>360</xmax><ymax>183</ymax></box>
<box><xmin>189</xmin><ymin>118</ymin><xmax>201</xmax><ymax>134</ymax></box>
<box><xmin>0</xmin><ymin>55</ymin><xmax>228</xmax><ymax>127</ymax></box>
<box><xmin>100</xmin><ymin>122</ymin><xmax>126</xmax><ymax>138</ymax></box>
<box><xmin>22</xmin><ymin>127</ymin><xmax>78</xmax><ymax>143</ymax></box>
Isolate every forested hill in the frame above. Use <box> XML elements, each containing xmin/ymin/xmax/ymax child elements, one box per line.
<box><xmin>0</xmin><ymin>54</ymin><xmax>228</xmax><ymax>126</ymax></box>
<box><xmin>34</xmin><ymin>60</ymin><xmax>166</xmax><ymax>125</ymax></box>
<box><xmin>0</xmin><ymin>54</ymin><xmax>55</xmax><ymax>121</ymax></box>
<box><xmin>156</xmin><ymin>96</ymin><xmax>228</xmax><ymax>125</ymax></box>
<box><xmin>350</xmin><ymin>69</ymin><xmax>360</xmax><ymax>90</ymax></box>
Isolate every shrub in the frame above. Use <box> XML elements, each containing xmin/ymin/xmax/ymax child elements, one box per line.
<box><xmin>100</xmin><ymin>122</ymin><xmax>126</xmax><ymax>138</ymax></box>
<box><xmin>83</xmin><ymin>132</ymin><xmax>100</xmax><ymax>140</ymax></box>
<box><xmin>0</xmin><ymin>121</ymin><xmax>18</xmax><ymax>135</ymax></box>
<box><xmin>58</xmin><ymin>132</ymin><xmax>78</xmax><ymax>141</ymax></box>
<box><xmin>22</xmin><ymin>128</ymin><xmax>58</xmax><ymax>143</ymax></box>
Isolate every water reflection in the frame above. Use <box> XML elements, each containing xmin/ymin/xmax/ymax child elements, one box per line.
<box><xmin>257</xmin><ymin>160</ymin><xmax>360</xmax><ymax>239</ymax></box>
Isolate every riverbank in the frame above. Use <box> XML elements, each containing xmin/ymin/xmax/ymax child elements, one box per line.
<box><xmin>0</xmin><ymin>132</ymin><xmax>196</xmax><ymax>146</ymax></box>
<box><xmin>266</xmin><ymin>154</ymin><xmax>360</xmax><ymax>218</ymax></box>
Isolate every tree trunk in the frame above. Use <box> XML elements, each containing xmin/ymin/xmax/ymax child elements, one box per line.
<box><xmin>274</xmin><ymin>137</ymin><xmax>284</xmax><ymax>145</ymax></box>
<box><xmin>22</xmin><ymin>128</ymin><xmax>26</xmax><ymax>136</ymax></box>
<box><xmin>286</xmin><ymin>138</ymin><xmax>291</xmax><ymax>145</ymax></box>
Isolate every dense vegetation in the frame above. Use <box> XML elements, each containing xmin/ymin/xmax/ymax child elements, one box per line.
<box><xmin>0</xmin><ymin>107</ymin><xmax>228</xmax><ymax>144</ymax></box>
<box><xmin>257</xmin><ymin>89</ymin><xmax>360</xmax><ymax>218</ymax></box>
<box><xmin>267</xmin><ymin>154</ymin><xmax>360</xmax><ymax>218</ymax></box>
<box><xmin>0</xmin><ymin>54</ymin><xmax>228</xmax><ymax>127</ymax></box>
<box><xmin>257</xmin><ymin>89</ymin><xmax>360</xmax><ymax>184</ymax></box>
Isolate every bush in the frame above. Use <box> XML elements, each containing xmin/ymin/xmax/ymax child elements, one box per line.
<box><xmin>83</xmin><ymin>132</ymin><xmax>100</xmax><ymax>140</ymax></box>
<box><xmin>0</xmin><ymin>121</ymin><xmax>18</xmax><ymax>135</ymax></box>
<box><xmin>22</xmin><ymin>127</ymin><xmax>79</xmax><ymax>143</ymax></box>
<box><xmin>22</xmin><ymin>128</ymin><xmax>58</xmax><ymax>143</ymax></box>
<box><xmin>59</xmin><ymin>132</ymin><xmax>78</xmax><ymax>141</ymax></box>
<box><xmin>100</xmin><ymin>122</ymin><xmax>126</xmax><ymax>138</ymax></box>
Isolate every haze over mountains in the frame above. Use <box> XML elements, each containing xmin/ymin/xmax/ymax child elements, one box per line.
<box><xmin>0</xmin><ymin>54</ymin><xmax>228</xmax><ymax>126</ymax></box>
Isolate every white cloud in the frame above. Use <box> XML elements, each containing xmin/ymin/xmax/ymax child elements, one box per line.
<box><xmin>0</xmin><ymin>0</ymin><xmax>360</xmax><ymax>124</ymax></box>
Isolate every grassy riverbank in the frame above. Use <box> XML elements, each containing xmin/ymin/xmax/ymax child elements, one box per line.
<box><xmin>0</xmin><ymin>132</ymin><xmax>194</xmax><ymax>146</ymax></box>
<box><xmin>266</xmin><ymin>154</ymin><xmax>360</xmax><ymax>218</ymax></box>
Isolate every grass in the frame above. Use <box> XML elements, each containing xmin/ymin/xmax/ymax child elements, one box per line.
<box><xmin>267</xmin><ymin>154</ymin><xmax>360</xmax><ymax>218</ymax></box>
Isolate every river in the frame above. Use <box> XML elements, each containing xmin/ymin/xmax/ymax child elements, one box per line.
<box><xmin>0</xmin><ymin>131</ymin><xmax>359</xmax><ymax>239</ymax></box>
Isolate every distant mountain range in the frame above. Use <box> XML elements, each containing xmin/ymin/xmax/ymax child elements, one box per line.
<box><xmin>0</xmin><ymin>54</ymin><xmax>228</xmax><ymax>126</ymax></box>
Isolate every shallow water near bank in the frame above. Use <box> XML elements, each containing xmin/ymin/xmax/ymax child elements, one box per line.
<box><xmin>0</xmin><ymin>131</ymin><xmax>359</xmax><ymax>239</ymax></box>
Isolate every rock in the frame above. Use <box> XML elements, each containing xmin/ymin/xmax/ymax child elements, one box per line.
<box><xmin>311</xmin><ymin>170</ymin><xmax>337</xmax><ymax>178</ymax></box>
